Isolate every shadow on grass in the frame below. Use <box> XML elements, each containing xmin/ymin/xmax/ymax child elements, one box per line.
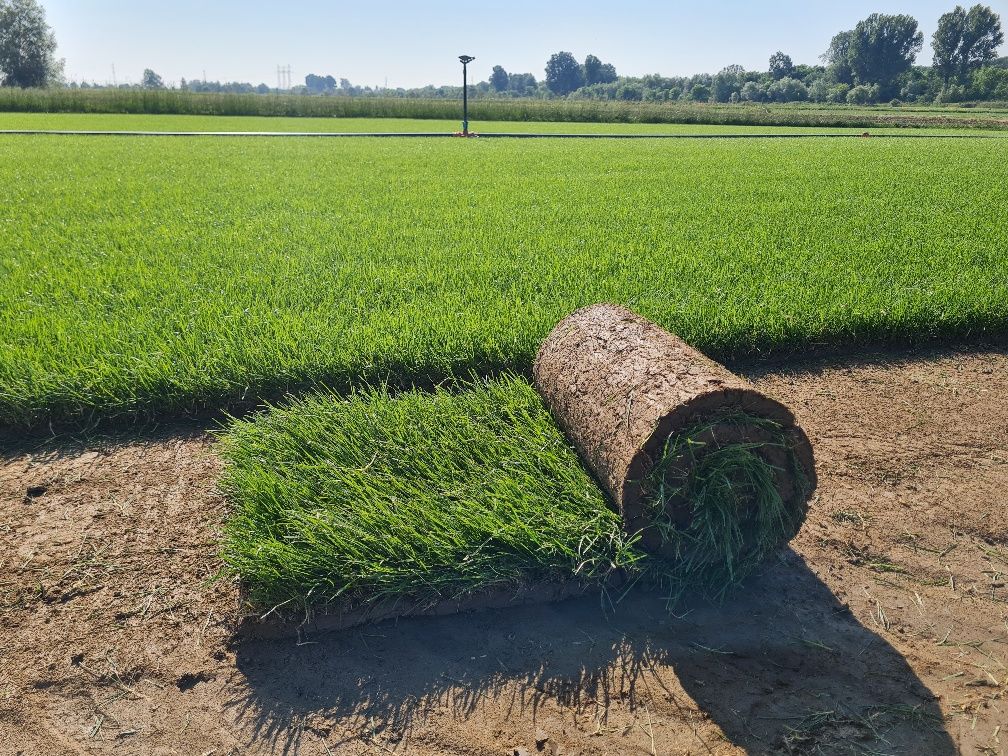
<box><xmin>4</xmin><ymin>330</ymin><xmax>1006</xmax><ymax>447</ymax></box>
<box><xmin>227</xmin><ymin>551</ymin><xmax>954</xmax><ymax>754</ymax></box>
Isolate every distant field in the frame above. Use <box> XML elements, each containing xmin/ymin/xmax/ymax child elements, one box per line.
<box><xmin>1</xmin><ymin>134</ymin><xmax>1006</xmax><ymax>427</ymax></box>
<box><xmin>1</xmin><ymin>112</ymin><xmax>1006</xmax><ymax>136</ymax></box>
<box><xmin>2</xmin><ymin>88</ymin><xmax>1006</xmax><ymax>130</ymax></box>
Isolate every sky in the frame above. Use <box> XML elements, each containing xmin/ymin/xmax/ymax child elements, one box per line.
<box><xmin>44</xmin><ymin>1</ymin><xmax>1008</xmax><ymax>89</ymax></box>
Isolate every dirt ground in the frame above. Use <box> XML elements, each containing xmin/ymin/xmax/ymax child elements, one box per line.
<box><xmin>2</xmin><ymin>345</ymin><xmax>1006</xmax><ymax>755</ymax></box>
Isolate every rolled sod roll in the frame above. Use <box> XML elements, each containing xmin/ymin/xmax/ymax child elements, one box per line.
<box><xmin>534</xmin><ymin>304</ymin><xmax>816</xmax><ymax>581</ymax></box>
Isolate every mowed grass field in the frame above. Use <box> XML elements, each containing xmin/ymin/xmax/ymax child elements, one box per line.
<box><xmin>2</xmin><ymin>134</ymin><xmax>1007</xmax><ymax>427</ymax></box>
<box><xmin>2</xmin><ymin>112</ymin><xmax>1007</xmax><ymax>136</ymax></box>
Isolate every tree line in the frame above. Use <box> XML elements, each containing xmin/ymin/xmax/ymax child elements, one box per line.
<box><xmin>1</xmin><ymin>0</ymin><xmax>1005</xmax><ymax>105</ymax></box>
<box><xmin>515</xmin><ymin>6</ymin><xmax>1003</xmax><ymax>104</ymax></box>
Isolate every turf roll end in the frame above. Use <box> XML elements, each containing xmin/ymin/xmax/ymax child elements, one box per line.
<box><xmin>534</xmin><ymin>303</ymin><xmax>816</xmax><ymax>594</ymax></box>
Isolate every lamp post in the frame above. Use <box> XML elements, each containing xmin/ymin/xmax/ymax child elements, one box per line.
<box><xmin>458</xmin><ymin>55</ymin><xmax>475</xmax><ymax>135</ymax></box>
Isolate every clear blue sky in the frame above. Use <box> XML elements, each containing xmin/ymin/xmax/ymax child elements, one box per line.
<box><xmin>45</xmin><ymin>1</ymin><xmax>1008</xmax><ymax>88</ymax></box>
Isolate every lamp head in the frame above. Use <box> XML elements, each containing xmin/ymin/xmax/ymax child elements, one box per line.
<box><xmin>458</xmin><ymin>55</ymin><xmax>475</xmax><ymax>65</ymax></box>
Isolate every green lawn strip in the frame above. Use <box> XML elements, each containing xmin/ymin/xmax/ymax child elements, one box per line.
<box><xmin>2</xmin><ymin>88</ymin><xmax>1006</xmax><ymax>130</ymax></box>
<box><xmin>2</xmin><ymin>136</ymin><xmax>1007</xmax><ymax>427</ymax></box>
<box><xmin>0</xmin><ymin>112</ymin><xmax>1004</xmax><ymax>135</ymax></box>
<box><xmin>217</xmin><ymin>375</ymin><xmax>649</xmax><ymax>611</ymax></box>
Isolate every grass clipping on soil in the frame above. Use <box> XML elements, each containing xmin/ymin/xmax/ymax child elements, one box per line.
<box><xmin>219</xmin><ymin>375</ymin><xmax>811</xmax><ymax>616</ymax></box>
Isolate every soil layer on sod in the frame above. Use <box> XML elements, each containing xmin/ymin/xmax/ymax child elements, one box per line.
<box><xmin>2</xmin><ymin>136</ymin><xmax>1007</xmax><ymax>428</ymax></box>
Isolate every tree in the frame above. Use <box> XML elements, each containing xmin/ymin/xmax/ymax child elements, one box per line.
<box><xmin>712</xmin><ymin>64</ymin><xmax>745</xmax><ymax>102</ymax></box>
<box><xmin>545</xmin><ymin>51</ymin><xmax>583</xmax><ymax>95</ymax></box>
<box><xmin>490</xmin><ymin>65</ymin><xmax>509</xmax><ymax>92</ymax></box>
<box><xmin>583</xmin><ymin>54</ymin><xmax>617</xmax><ymax>85</ymax></box>
<box><xmin>933</xmin><ymin>7</ymin><xmax>965</xmax><ymax>84</ymax></box>
<box><xmin>808</xmin><ymin>79</ymin><xmax>829</xmax><ymax>102</ymax></box>
<box><xmin>848</xmin><ymin>13</ymin><xmax>922</xmax><ymax>96</ymax></box>
<box><xmin>689</xmin><ymin>83</ymin><xmax>711</xmax><ymax>101</ymax></box>
<box><xmin>959</xmin><ymin>3</ymin><xmax>1002</xmax><ymax>76</ymax></box>
<box><xmin>740</xmin><ymin>80</ymin><xmax>766</xmax><ymax>102</ymax></box>
<box><xmin>508</xmin><ymin>72</ymin><xmax>537</xmax><ymax>95</ymax></box>
<box><xmin>305</xmin><ymin>73</ymin><xmax>323</xmax><ymax>93</ymax></box>
<box><xmin>0</xmin><ymin>0</ymin><xmax>62</xmax><ymax>87</ymax></box>
<box><xmin>142</xmin><ymin>68</ymin><xmax>164</xmax><ymax>90</ymax></box>
<box><xmin>822</xmin><ymin>30</ymin><xmax>854</xmax><ymax>85</ymax></box>
<box><xmin>933</xmin><ymin>5</ymin><xmax>1003</xmax><ymax>85</ymax></box>
<box><xmin>768</xmin><ymin>51</ymin><xmax>794</xmax><ymax>80</ymax></box>
<box><xmin>789</xmin><ymin>64</ymin><xmax>823</xmax><ymax>84</ymax></box>
<box><xmin>305</xmin><ymin>74</ymin><xmax>340</xmax><ymax>93</ymax></box>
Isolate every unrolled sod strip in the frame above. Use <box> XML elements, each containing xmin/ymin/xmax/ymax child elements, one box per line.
<box><xmin>238</xmin><ymin>305</ymin><xmax>816</xmax><ymax>638</ymax></box>
<box><xmin>533</xmin><ymin>303</ymin><xmax>816</xmax><ymax>581</ymax></box>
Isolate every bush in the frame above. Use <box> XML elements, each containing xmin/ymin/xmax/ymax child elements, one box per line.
<box><xmin>0</xmin><ymin>87</ymin><xmax>1004</xmax><ymax>131</ymax></box>
<box><xmin>935</xmin><ymin>84</ymin><xmax>967</xmax><ymax>104</ymax></box>
<box><xmin>972</xmin><ymin>66</ymin><xmax>1008</xmax><ymax>100</ymax></box>
<box><xmin>846</xmin><ymin>84</ymin><xmax>879</xmax><ymax>105</ymax></box>
<box><xmin>689</xmin><ymin>84</ymin><xmax>711</xmax><ymax>102</ymax></box>
<box><xmin>889</xmin><ymin>98</ymin><xmax>902</xmax><ymax>107</ymax></box>
<box><xmin>900</xmin><ymin>76</ymin><xmax>935</xmax><ymax>103</ymax></box>
<box><xmin>740</xmin><ymin>81</ymin><xmax>766</xmax><ymax>102</ymax></box>
<box><xmin>767</xmin><ymin>77</ymin><xmax>808</xmax><ymax>103</ymax></box>
<box><xmin>827</xmin><ymin>84</ymin><xmax>851</xmax><ymax>103</ymax></box>
<box><xmin>808</xmin><ymin>80</ymin><xmax>829</xmax><ymax>103</ymax></box>
<box><xmin>616</xmin><ymin>82</ymin><xmax>643</xmax><ymax>101</ymax></box>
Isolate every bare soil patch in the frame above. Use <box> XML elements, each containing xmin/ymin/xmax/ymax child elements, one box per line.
<box><xmin>2</xmin><ymin>346</ymin><xmax>1006</xmax><ymax>755</ymax></box>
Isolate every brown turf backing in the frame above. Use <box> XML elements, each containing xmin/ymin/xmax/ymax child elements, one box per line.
<box><xmin>532</xmin><ymin>303</ymin><xmax>817</xmax><ymax>548</ymax></box>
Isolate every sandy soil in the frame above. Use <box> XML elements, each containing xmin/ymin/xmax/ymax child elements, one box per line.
<box><xmin>2</xmin><ymin>346</ymin><xmax>1006</xmax><ymax>755</ymax></box>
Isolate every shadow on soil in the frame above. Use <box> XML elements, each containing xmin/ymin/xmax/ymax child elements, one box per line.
<box><xmin>0</xmin><ymin>415</ymin><xmax>217</xmax><ymax>461</ymax></box>
<box><xmin>4</xmin><ymin>338</ymin><xmax>1005</xmax><ymax>451</ymax></box>
<box><xmin>228</xmin><ymin>551</ymin><xmax>954</xmax><ymax>755</ymax></box>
